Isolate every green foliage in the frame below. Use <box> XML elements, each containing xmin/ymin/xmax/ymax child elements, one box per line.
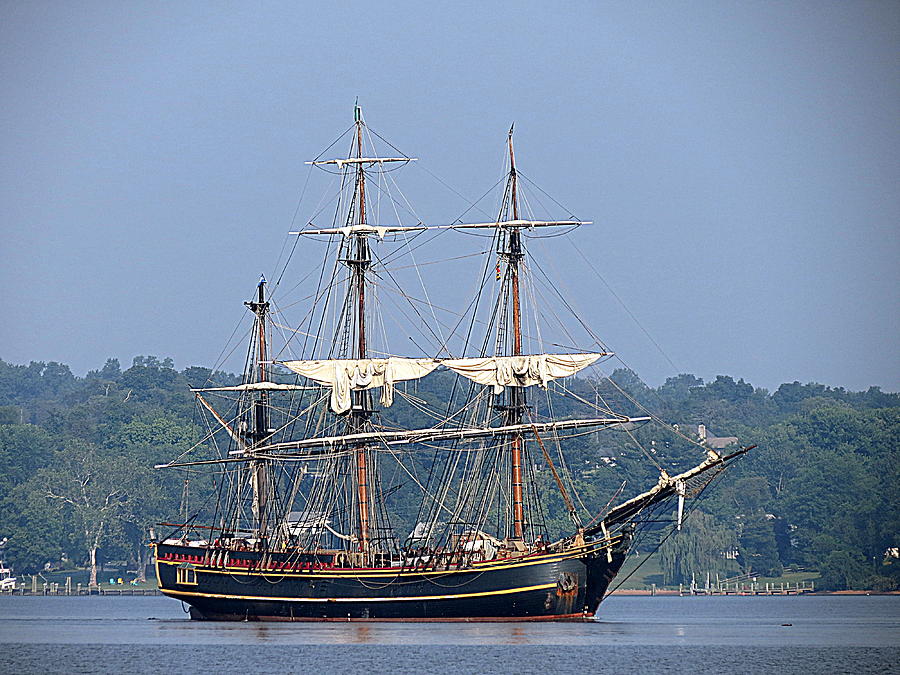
<box><xmin>0</xmin><ymin>357</ymin><xmax>211</xmax><ymax>575</ymax></box>
<box><xmin>0</xmin><ymin>406</ymin><xmax>21</xmax><ymax>425</ymax></box>
<box><xmin>0</xmin><ymin>355</ymin><xmax>896</xmax><ymax>592</ymax></box>
<box><xmin>817</xmin><ymin>549</ymin><xmax>869</xmax><ymax>591</ymax></box>
<box><xmin>738</xmin><ymin>514</ymin><xmax>783</xmax><ymax>577</ymax></box>
<box><xmin>0</xmin><ymin>423</ymin><xmax>56</xmax><ymax>497</ymax></box>
<box><xmin>38</xmin><ymin>440</ymin><xmax>133</xmax><ymax>572</ymax></box>
<box><xmin>659</xmin><ymin>510</ymin><xmax>738</xmax><ymax>584</ymax></box>
<box><xmin>2</xmin><ymin>481</ymin><xmax>73</xmax><ymax>573</ymax></box>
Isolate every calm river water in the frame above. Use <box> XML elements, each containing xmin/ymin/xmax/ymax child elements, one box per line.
<box><xmin>0</xmin><ymin>595</ymin><xmax>897</xmax><ymax>674</ymax></box>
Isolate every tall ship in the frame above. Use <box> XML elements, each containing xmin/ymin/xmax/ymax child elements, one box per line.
<box><xmin>153</xmin><ymin>108</ymin><xmax>747</xmax><ymax>621</ymax></box>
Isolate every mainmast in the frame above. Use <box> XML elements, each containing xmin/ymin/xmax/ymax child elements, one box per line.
<box><xmin>505</xmin><ymin>126</ymin><xmax>526</xmax><ymax>541</ymax></box>
<box><xmin>298</xmin><ymin>105</ymin><xmax>420</xmax><ymax>557</ymax></box>
<box><xmin>351</xmin><ymin>104</ymin><xmax>372</xmax><ymax>554</ymax></box>
<box><xmin>246</xmin><ymin>276</ymin><xmax>271</xmax><ymax>540</ymax></box>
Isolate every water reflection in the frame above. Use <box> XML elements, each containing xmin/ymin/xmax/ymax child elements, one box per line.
<box><xmin>351</xmin><ymin>625</ymin><xmax>372</xmax><ymax>644</ymax></box>
<box><xmin>253</xmin><ymin>623</ymin><xmax>271</xmax><ymax>642</ymax></box>
<box><xmin>509</xmin><ymin>626</ymin><xmax>527</xmax><ymax>644</ymax></box>
<box><xmin>148</xmin><ymin>618</ymin><xmax>632</xmax><ymax>646</ymax></box>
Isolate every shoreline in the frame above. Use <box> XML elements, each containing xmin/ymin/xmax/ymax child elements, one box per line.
<box><xmin>609</xmin><ymin>588</ymin><xmax>900</xmax><ymax>596</ymax></box>
<box><xmin>2</xmin><ymin>588</ymin><xmax>897</xmax><ymax>597</ymax></box>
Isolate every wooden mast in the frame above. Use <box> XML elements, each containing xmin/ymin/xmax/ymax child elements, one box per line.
<box><xmin>246</xmin><ymin>276</ymin><xmax>270</xmax><ymax>539</ymax></box>
<box><xmin>507</xmin><ymin>126</ymin><xmax>526</xmax><ymax>541</ymax></box>
<box><xmin>352</xmin><ymin>104</ymin><xmax>371</xmax><ymax>555</ymax></box>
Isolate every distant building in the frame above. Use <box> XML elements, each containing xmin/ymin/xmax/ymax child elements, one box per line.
<box><xmin>696</xmin><ymin>423</ymin><xmax>738</xmax><ymax>450</ymax></box>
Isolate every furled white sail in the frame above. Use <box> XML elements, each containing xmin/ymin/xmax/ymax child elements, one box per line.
<box><xmin>442</xmin><ymin>353</ymin><xmax>606</xmax><ymax>393</ymax></box>
<box><xmin>280</xmin><ymin>358</ymin><xmax>439</xmax><ymax>413</ymax></box>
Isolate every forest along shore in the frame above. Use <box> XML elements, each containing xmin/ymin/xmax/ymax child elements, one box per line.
<box><xmin>0</xmin><ymin>357</ymin><xmax>897</xmax><ymax>593</ymax></box>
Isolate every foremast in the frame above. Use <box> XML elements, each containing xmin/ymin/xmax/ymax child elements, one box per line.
<box><xmin>245</xmin><ymin>276</ymin><xmax>272</xmax><ymax>541</ymax></box>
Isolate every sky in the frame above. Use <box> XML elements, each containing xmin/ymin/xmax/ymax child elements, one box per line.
<box><xmin>1</xmin><ymin>1</ymin><xmax>897</xmax><ymax>393</ymax></box>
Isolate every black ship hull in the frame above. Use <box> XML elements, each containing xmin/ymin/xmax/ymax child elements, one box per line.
<box><xmin>155</xmin><ymin>539</ymin><xmax>628</xmax><ymax>621</ymax></box>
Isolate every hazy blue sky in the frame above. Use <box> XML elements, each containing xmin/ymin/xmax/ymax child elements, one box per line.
<box><xmin>1</xmin><ymin>1</ymin><xmax>897</xmax><ymax>392</ymax></box>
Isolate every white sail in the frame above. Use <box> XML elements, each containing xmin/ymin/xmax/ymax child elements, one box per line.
<box><xmin>293</xmin><ymin>224</ymin><xmax>429</xmax><ymax>239</ymax></box>
<box><xmin>442</xmin><ymin>353</ymin><xmax>606</xmax><ymax>393</ymax></box>
<box><xmin>280</xmin><ymin>357</ymin><xmax>439</xmax><ymax>413</ymax></box>
<box><xmin>306</xmin><ymin>157</ymin><xmax>416</xmax><ymax>167</ymax></box>
<box><xmin>448</xmin><ymin>219</ymin><xmax>590</xmax><ymax>230</ymax></box>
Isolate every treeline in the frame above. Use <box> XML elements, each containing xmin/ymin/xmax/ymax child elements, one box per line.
<box><xmin>0</xmin><ymin>357</ymin><xmax>235</xmax><ymax>584</ymax></box>
<box><xmin>0</xmin><ymin>356</ymin><xmax>897</xmax><ymax>590</ymax></box>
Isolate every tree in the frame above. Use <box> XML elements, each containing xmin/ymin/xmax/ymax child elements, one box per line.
<box><xmin>39</xmin><ymin>441</ymin><xmax>131</xmax><ymax>586</ymax></box>
<box><xmin>86</xmin><ymin>358</ymin><xmax>122</xmax><ymax>381</ymax></box>
<box><xmin>659</xmin><ymin>510</ymin><xmax>738</xmax><ymax>585</ymax></box>
<box><xmin>106</xmin><ymin>414</ymin><xmax>203</xmax><ymax>580</ymax></box>
<box><xmin>0</xmin><ymin>406</ymin><xmax>21</xmax><ymax>425</ymax></box>
<box><xmin>2</xmin><ymin>480</ymin><xmax>73</xmax><ymax>573</ymax></box>
<box><xmin>705</xmin><ymin>376</ymin><xmax>754</xmax><ymax>403</ymax></box>
<box><xmin>738</xmin><ymin>514</ymin><xmax>782</xmax><ymax>577</ymax></box>
<box><xmin>817</xmin><ymin>549</ymin><xmax>868</xmax><ymax>591</ymax></box>
<box><xmin>0</xmin><ymin>423</ymin><xmax>56</xmax><ymax>497</ymax></box>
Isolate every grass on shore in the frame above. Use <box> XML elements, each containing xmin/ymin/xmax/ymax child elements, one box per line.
<box><xmin>613</xmin><ymin>553</ymin><xmax>820</xmax><ymax>590</ymax></box>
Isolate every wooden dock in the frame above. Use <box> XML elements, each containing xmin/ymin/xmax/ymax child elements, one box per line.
<box><xmin>3</xmin><ymin>588</ymin><xmax>162</xmax><ymax>596</ymax></box>
<box><xmin>2</xmin><ymin>576</ymin><xmax>162</xmax><ymax>596</ymax></box>
<box><xmin>679</xmin><ymin>580</ymin><xmax>815</xmax><ymax>596</ymax></box>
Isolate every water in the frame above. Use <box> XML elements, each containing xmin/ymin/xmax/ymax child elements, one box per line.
<box><xmin>1</xmin><ymin>595</ymin><xmax>897</xmax><ymax>673</ymax></box>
